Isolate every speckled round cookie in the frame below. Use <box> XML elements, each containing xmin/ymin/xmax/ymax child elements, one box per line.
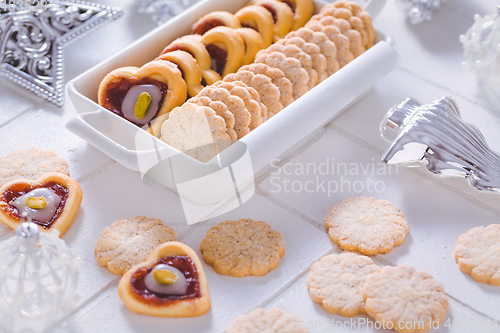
<box><xmin>187</xmin><ymin>96</ymin><xmax>237</xmax><ymax>141</ymax></box>
<box><xmin>325</xmin><ymin>197</ymin><xmax>409</xmax><ymax>255</ymax></box>
<box><xmin>307</xmin><ymin>253</ymin><xmax>381</xmax><ymax>317</ymax></box>
<box><xmin>225</xmin><ymin>70</ymin><xmax>282</xmax><ymax>118</ymax></box>
<box><xmin>212</xmin><ymin>81</ymin><xmax>265</xmax><ymax>130</ymax></box>
<box><xmin>226</xmin><ymin>308</ymin><xmax>308</xmax><ymax>333</ymax></box>
<box><xmin>285</xmin><ymin>27</ymin><xmax>339</xmax><ymax>76</ymax></box>
<box><xmin>240</xmin><ymin>63</ymin><xmax>294</xmax><ymax>108</ymax></box>
<box><xmin>258</xmin><ymin>43</ymin><xmax>318</xmax><ymax>89</ymax></box>
<box><xmin>363</xmin><ymin>265</ymin><xmax>449</xmax><ymax>333</ymax></box>
<box><xmin>318</xmin><ymin>0</ymin><xmax>376</xmax><ymax>49</ymax></box>
<box><xmin>455</xmin><ymin>224</ymin><xmax>500</xmax><ymax>286</ymax></box>
<box><xmin>197</xmin><ymin>86</ymin><xmax>251</xmax><ymax>139</ymax></box>
<box><xmin>0</xmin><ymin>149</ymin><xmax>69</xmax><ymax>187</ymax></box>
<box><xmin>255</xmin><ymin>51</ymin><xmax>309</xmax><ymax>100</ymax></box>
<box><xmin>277</xmin><ymin>36</ymin><xmax>328</xmax><ymax>83</ymax></box>
<box><xmin>160</xmin><ymin>102</ymin><xmax>230</xmax><ymax>162</ymax></box>
<box><xmin>95</xmin><ymin>216</ymin><xmax>177</xmax><ymax>275</ymax></box>
<box><xmin>200</xmin><ymin>219</ymin><xmax>285</xmax><ymax>277</ymax></box>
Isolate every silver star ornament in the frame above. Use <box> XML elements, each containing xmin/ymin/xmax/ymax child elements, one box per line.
<box><xmin>0</xmin><ymin>0</ymin><xmax>123</xmax><ymax>106</ymax></box>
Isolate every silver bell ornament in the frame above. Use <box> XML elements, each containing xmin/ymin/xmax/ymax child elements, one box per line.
<box><xmin>136</xmin><ymin>0</ymin><xmax>200</xmax><ymax>25</ymax></box>
<box><xmin>0</xmin><ymin>214</ymin><xmax>82</xmax><ymax>333</ymax></box>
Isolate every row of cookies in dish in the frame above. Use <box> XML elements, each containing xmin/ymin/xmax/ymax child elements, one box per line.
<box><xmin>159</xmin><ymin>1</ymin><xmax>376</xmax><ymax>161</ymax></box>
<box><xmin>97</xmin><ymin>0</ymin><xmax>317</xmax><ymax>137</ymax></box>
<box><xmin>0</xmin><ymin>149</ymin><xmax>82</xmax><ymax>238</ymax></box>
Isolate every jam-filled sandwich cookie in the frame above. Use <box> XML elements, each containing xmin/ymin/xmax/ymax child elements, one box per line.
<box><xmin>0</xmin><ymin>172</ymin><xmax>82</xmax><ymax>237</ymax></box>
<box><xmin>192</xmin><ymin>11</ymin><xmax>241</xmax><ymax>35</ymax></box>
<box><xmin>234</xmin><ymin>28</ymin><xmax>266</xmax><ymax>66</ymax></box>
<box><xmin>235</xmin><ymin>6</ymin><xmax>274</xmax><ymax>47</ymax></box>
<box><xmin>276</xmin><ymin>0</ymin><xmax>314</xmax><ymax>31</ymax></box>
<box><xmin>201</xmin><ymin>26</ymin><xmax>246</xmax><ymax>78</ymax></box>
<box><xmin>95</xmin><ymin>216</ymin><xmax>177</xmax><ymax>275</ymax></box>
<box><xmin>0</xmin><ymin>149</ymin><xmax>69</xmax><ymax>188</ymax></box>
<box><xmin>98</xmin><ymin>60</ymin><xmax>187</xmax><ymax>137</ymax></box>
<box><xmin>200</xmin><ymin>219</ymin><xmax>285</xmax><ymax>277</ymax></box>
<box><xmin>118</xmin><ymin>241</ymin><xmax>211</xmax><ymax>318</ymax></box>
<box><xmin>251</xmin><ymin>0</ymin><xmax>294</xmax><ymax>41</ymax></box>
<box><xmin>161</xmin><ymin>36</ymin><xmax>222</xmax><ymax>85</ymax></box>
<box><xmin>157</xmin><ymin>50</ymin><xmax>204</xmax><ymax>98</ymax></box>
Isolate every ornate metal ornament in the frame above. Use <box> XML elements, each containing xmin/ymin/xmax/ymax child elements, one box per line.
<box><xmin>380</xmin><ymin>97</ymin><xmax>500</xmax><ymax>194</ymax></box>
<box><xmin>0</xmin><ymin>0</ymin><xmax>122</xmax><ymax>106</ymax></box>
<box><xmin>399</xmin><ymin>0</ymin><xmax>445</xmax><ymax>24</ymax></box>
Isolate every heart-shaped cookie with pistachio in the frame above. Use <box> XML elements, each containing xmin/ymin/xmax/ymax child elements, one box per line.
<box><xmin>118</xmin><ymin>241</ymin><xmax>211</xmax><ymax>318</ymax></box>
<box><xmin>0</xmin><ymin>172</ymin><xmax>83</xmax><ymax>237</ymax></box>
<box><xmin>98</xmin><ymin>60</ymin><xmax>187</xmax><ymax>137</ymax></box>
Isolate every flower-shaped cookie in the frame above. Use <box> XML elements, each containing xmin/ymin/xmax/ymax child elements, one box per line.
<box><xmin>307</xmin><ymin>252</ymin><xmax>381</xmax><ymax>317</ymax></box>
<box><xmin>95</xmin><ymin>216</ymin><xmax>177</xmax><ymax>275</ymax></box>
<box><xmin>200</xmin><ymin>219</ymin><xmax>285</xmax><ymax>277</ymax></box>
<box><xmin>363</xmin><ymin>265</ymin><xmax>449</xmax><ymax>333</ymax></box>
<box><xmin>455</xmin><ymin>224</ymin><xmax>500</xmax><ymax>286</ymax></box>
<box><xmin>226</xmin><ymin>308</ymin><xmax>308</xmax><ymax>333</ymax></box>
<box><xmin>325</xmin><ymin>197</ymin><xmax>409</xmax><ymax>255</ymax></box>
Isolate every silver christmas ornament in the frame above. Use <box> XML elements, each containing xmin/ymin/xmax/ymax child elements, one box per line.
<box><xmin>136</xmin><ymin>0</ymin><xmax>199</xmax><ymax>25</ymax></box>
<box><xmin>0</xmin><ymin>214</ymin><xmax>82</xmax><ymax>333</ymax></box>
<box><xmin>380</xmin><ymin>97</ymin><xmax>500</xmax><ymax>194</ymax></box>
<box><xmin>460</xmin><ymin>6</ymin><xmax>500</xmax><ymax>99</ymax></box>
<box><xmin>400</xmin><ymin>0</ymin><xmax>445</xmax><ymax>24</ymax></box>
<box><xmin>0</xmin><ymin>0</ymin><xmax>123</xmax><ymax>106</ymax></box>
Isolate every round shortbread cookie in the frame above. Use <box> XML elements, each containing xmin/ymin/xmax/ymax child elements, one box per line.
<box><xmin>307</xmin><ymin>253</ymin><xmax>381</xmax><ymax>317</ymax></box>
<box><xmin>225</xmin><ymin>70</ymin><xmax>282</xmax><ymax>118</ymax></box>
<box><xmin>255</xmin><ymin>51</ymin><xmax>309</xmax><ymax>100</ymax></box>
<box><xmin>226</xmin><ymin>80</ymin><xmax>269</xmax><ymax>121</ymax></box>
<box><xmin>277</xmin><ymin>36</ymin><xmax>328</xmax><ymax>83</ymax></box>
<box><xmin>240</xmin><ymin>63</ymin><xmax>294</xmax><ymax>108</ymax></box>
<box><xmin>319</xmin><ymin>1</ymin><xmax>376</xmax><ymax>49</ymax></box>
<box><xmin>200</xmin><ymin>219</ymin><xmax>285</xmax><ymax>277</ymax></box>
<box><xmin>308</xmin><ymin>15</ymin><xmax>364</xmax><ymax>59</ymax></box>
<box><xmin>363</xmin><ymin>265</ymin><xmax>449</xmax><ymax>333</ymax></box>
<box><xmin>0</xmin><ymin>149</ymin><xmax>69</xmax><ymax>187</ymax></box>
<box><xmin>213</xmin><ymin>81</ymin><xmax>265</xmax><ymax>130</ymax></box>
<box><xmin>160</xmin><ymin>103</ymin><xmax>230</xmax><ymax>162</ymax></box>
<box><xmin>258</xmin><ymin>43</ymin><xmax>318</xmax><ymax>89</ymax></box>
<box><xmin>94</xmin><ymin>216</ymin><xmax>177</xmax><ymax>275</ymax></box>
<box><xmin>187</xmin><ymin>96</ymin><xmax>237</xmax><ymax>140</ymax></box>
<box><xmin>226</xmin><ymin>308</ymin><xmax>308</xmax><ymax>333</ymax></box>
<box><xmin>455</xmin><ymin>224</ymin><xmax>500</xmax><ymax>286</ymax></box>
<box><xmin>285</xmin><ymin>27</ymin><xmax>339</xmax><ymax>76</ymax></box>
<box><xmin>325</xmin><ymin>197</ymin><xmax>409</xmax><ymax>255</ymax></box>
<box><xmin>197</xmin><ymin>86</ymin><xmax>251</xmax><ymax>139</ymax></box>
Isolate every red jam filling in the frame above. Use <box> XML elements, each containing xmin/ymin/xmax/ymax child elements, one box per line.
<box><xmin>101</xmin><ymin>78</ymin><xmax>168</xmax><ymax>126</ymax></box>
<box><xmin>193</xmin><ymin>18</ymin><xmax>225</xmax><ymax>35</ymax></box>
<box><xmin>1</xmin><ymin>182</ymin><xmax>68</xmax><ymax>229</ymax></box>
<box><xmin>283</xmin><ymin>1</ymin><xmax>295</xmax><ymax>12</ymax></box>
<box><xmin>130</xmin><ymin>256</ymin><xmax>200</xmax><ymax>305</ymax></box>
<box><xmin>260</xmin><ymin>4</ymin><xmax>278</xmax><ymax>23</ymax></box>
<box><xmin>205</xmin><ymin>44</ymin><xmax>227</xmax><ymax>76</ymax></box>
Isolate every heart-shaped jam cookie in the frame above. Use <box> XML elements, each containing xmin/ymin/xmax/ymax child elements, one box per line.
<box><xmin>0</xmin><ymin>172</ymin><xmax>83</xmax><ymax>237</ymax></box>
<box><xmin>118</xmin><ymin>241</ymin><xmax>210</xmax><ymax>318</ymax></box>
<box><xmin>98</xmin><ymin>60</ymin><xmax>187</xmax><ymax>137</ymax></box>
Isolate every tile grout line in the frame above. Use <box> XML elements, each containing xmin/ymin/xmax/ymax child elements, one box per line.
<box><xmin>445</xmin><ymin>293</ymin><xmax>499</xmax><ymax>322</ymax></box>
<box><xmin>42</xmin><ymin>277</ymin><xmax>121</xmax><ymax>333</ymax></box>
<box><xmin>75</xmin><ymin>159</ymin><xmax>117</xmax><ymax>184</ymax></box>
<box><xmin>0</xmin><ymin>106</ymin><xmax>34</xmax><ymax>129</ymax></box>
<box><xmin>397</xmin><ymin>65</ymin><xmax>500</xmax><ymax>120</ymax></box>
<box><xmin>256</xmin><ymin>188</ymin><xmax>326</xmax><ymax>232</ymax></box>
<box><xmin>328</xmin><ymin>123</ymin><xmax>500</xmax><ymax>217</ymax></box>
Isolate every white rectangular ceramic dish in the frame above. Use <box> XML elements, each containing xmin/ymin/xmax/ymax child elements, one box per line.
<box><xmin>66</xmin><ymin>0</ymin><xmax>399</xmax><ymax>211</ymax></box>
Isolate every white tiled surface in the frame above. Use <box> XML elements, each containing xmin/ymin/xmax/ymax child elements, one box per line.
<box><xmin>0</xmin><ymin>0</ymin><xmax>499</xmax><ymax>332</ymax></box>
